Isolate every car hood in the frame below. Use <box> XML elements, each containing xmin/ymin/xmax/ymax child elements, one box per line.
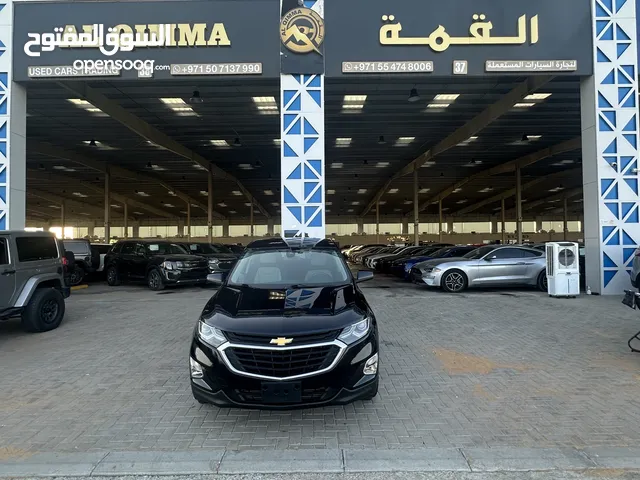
<box><xmin>159</xmin><ymin>254</ymin><xmax>206</xmax><ymax>262</ymax></box>
<box><xmin>197</xmin><ymin>253</ymin><xmax>237</xmax><ymax>260</ymax></box>
<box><xmin>201</xmin><ymin>284</ymin><xmax>367</xmax><ymax>334</ymax></box>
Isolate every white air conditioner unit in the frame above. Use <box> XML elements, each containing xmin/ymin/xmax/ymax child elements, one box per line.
<box><xmin>545</xmin><ymin>242</ymin><xmax>580</xmax><ymax>297</ymax></box>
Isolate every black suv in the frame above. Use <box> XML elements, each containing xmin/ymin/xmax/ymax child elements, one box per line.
<box><xmin>104</xmin><ymin>240</ymin><xmax>209</xmax><ymax>291</ymax></box>
<box><xmin>176</xmin><ymin>242</ymin><xmax>238</xmax><ymax>273</ymax></box>
<box><xmin>189</xmin><ymin>237</ymin><xmax>379</xmax><ymax>408</ymax></box>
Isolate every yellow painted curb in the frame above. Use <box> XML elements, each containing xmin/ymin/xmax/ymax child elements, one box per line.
<box><xmin>71</xmin><ymin>285</ymin><xmax>89</xmax><ymax>291</ymax></box>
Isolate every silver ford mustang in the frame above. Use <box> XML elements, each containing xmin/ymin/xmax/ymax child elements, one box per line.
<box><xmin>411</xmin><ymin>245</ymin><xmax>547</xmax><ymax>293</ymax></box>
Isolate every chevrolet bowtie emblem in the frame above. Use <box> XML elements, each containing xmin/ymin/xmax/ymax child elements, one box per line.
<box><xmin>270</xmin><ymin>337</ymin><xmax>293</xmax><ymax>346</ymax></box>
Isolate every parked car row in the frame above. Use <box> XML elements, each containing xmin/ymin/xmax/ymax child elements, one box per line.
<box><xmin>103</xmin><ymin>240</ymin><xmax>243</xmax><ymax>291</ymax></box>
<box><xmin>344</xmin><ymin>242</ymin><xmax>550</xmax><ymax>293</ymax></box>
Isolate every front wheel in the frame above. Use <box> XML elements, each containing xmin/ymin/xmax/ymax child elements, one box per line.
<box><xmin>21</xmin><ymin>288</ymin><xmax>65</xmax><ymax>332</ymax></box>
<box><xmin>441</xmin><ymin>270</ymin><xmax>468</xmax><ymax>293</ymax></box>
<box><xmin>537</xmin><ymin>270</ymin><xmax>548</xmax><ymax>292</ymax></box>
<box><xmin>106</xmin><ymin>266</ymin><xmax>121</xmax><ymax>286</ymax></box>
<box><xmin>147</xmin><ymin>269</ymin><xmax>165</xmax><ymax>291</ymax></box>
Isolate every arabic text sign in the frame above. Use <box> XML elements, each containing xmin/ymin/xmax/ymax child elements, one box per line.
<box><xmin>342</xmin><ymin>61</ymin><xmax>433</xmax><ymax>74</ymax></box>
<box><xmin>486</xmin><ymin>60</ymin><xmax>577</xmax><ymax>72</ymax></box>
<box><xmin>170</xmin><ymin>63</ymin><xmax>262</xmax><ymax>75</ymax></box>
<box><xmin>324</xmin><ymin>0</ymin><xmax>592</xmax><ymax>77</ymax></box>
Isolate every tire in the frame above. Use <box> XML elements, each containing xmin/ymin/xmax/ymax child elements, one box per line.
<box><xmin>537</xmin><ymin>270</ymin><xmax>548</xmax><ymax>292</ymax></box>
<box><xmin>106</xmin><ymin>266</ymin><xmax>121</xmax><ymax>286</ymax></box>
<box><xmin>147</xmin><ymin>268</ymin><xmax>165</xmax><ymax>291</ymax></box>
<box><xmin>441</xmin><ymin>269</ymin><xmax>468</xmax><ymax>293</ymax></box>
<box><xmin>70</xmin><ymin>266</ymin><xmax>85</xmax><ymax>286</ymax></box>
<box><xmin>21</xmin><ymin>288</ymin><xmax>65</xmax><ymax>333</ymax></box>
<box><xmin>361</xmin><ymin>377</ymin><xmax>379</xmax><ymax>401</ymax></box>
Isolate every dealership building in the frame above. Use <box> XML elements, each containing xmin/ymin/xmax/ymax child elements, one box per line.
<box><xmin>0</xmin><ymin>0</ymin><xmax>637</xmax><ymax>294</ymax></box>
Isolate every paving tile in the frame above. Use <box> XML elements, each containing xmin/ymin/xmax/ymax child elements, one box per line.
<box><xmin>582</xmin><ymin>447</ymin><xmax>640</xmax><ymax>469</ymax></box>
<box><xmin>463</xmin><ymin>447</ymin><xmax>596</xmax><ymax>471</ymax></box>
<box><xmin>0</xmin><ymin>452</ymin><xmax>107</xmax><ymax>477</ymax></box>
<box><xmin>92</xmin><ymin>450</ymin><xmax>222</xmax><ymax>475</ymax></box>
<box><xmin>344</xmin><ymin>448</ymin><xmax>470</xmax><ymax>472</ymax></box>
<box><xmin>218</xmin><ymin>449</ymin><xmax>343</xmax><ymax>473</ymax></box>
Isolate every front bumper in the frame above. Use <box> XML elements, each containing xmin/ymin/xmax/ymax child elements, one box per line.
<box><xmin>190</xmin><ymin>329</ymin><xmax>379</xmax><ymax>409</ymax></box>
<box><xmin>162</xmin><ymin>269</ymin><xmax>209</xmax><ymax>285</ymax></box>
<box><xmin>411</xmin><ymin>268</ymin><xmax>441</xmax><ymax>286</ymax></box>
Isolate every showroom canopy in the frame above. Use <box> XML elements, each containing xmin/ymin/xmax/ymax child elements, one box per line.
<box><xmin>12</xmin><ymin>0</ymin><xmax>593</xmax><ymax>81</ymax></box>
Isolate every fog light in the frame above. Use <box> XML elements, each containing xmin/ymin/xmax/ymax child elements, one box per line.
<box><xmin>363</xmin><ymin>353</ymin><xmax>378</xmax><ymax>375</ymax></box>
<box><xmin>190</xmin><ymin>357</ymin><xmax>204</xmax><ymax>379</ymax></box>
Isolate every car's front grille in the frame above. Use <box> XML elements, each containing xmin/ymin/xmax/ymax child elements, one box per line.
<box><xmin>217</xmin><ymin>260</ymin><xmax>236</xmax><ymax>270</ymax></box>
<box><xmin>225</xmin><ymin>345</ymin><xmax>340</xmax><ymax>378</ymax></box>
<box><xmin>234</xmin><ymin>386</ymin><xmax>335</xmax><ymax>404</ymax></box>
<box><xmin>224</xmin><ymin>330</ymin><xmax>340</xmax><ymax>346</ymax></box>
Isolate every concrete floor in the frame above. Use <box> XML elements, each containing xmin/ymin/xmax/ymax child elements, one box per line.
<box><xmin>1</xmin><ymin>275</ymin><xmax>640</xmax><ymax>456</ymax></box>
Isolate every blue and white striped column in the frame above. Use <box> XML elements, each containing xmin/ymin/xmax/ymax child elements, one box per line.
<box><xmin>581</xmin><ymin>0</ymin><xmax>640</xmax><ymax>293</ymax></box>
<box><xmin>0</xmin><ymin>0</ymin><xmax>25</xmax><ymax>231</ymax></box>
<box><xmin>280</xmin><ymin>1</ymin><xmax>325</xmax><ymax>239</ymax></box>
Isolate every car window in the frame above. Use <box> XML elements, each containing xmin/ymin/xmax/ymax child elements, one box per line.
<box><xmin>145</xmin><ymin>243</ymin><xmax>188</xmax><ymax>255</ymax></box>
<box><xmin>110</xmin><ymin>242</ymin><xmax>123</xmax><ymax>254</ymax></box>
<box><xmin>120</xmin><ymin>243</ymin><xmax>135</xmax><ymax>254</ymax></box>
<box><xmin>490</xmin><ymin>248</ymin><xmax>525</xmax><ymax>259</ymax></box>
<box><xmin>15</xmin><ymin>236</ymin><xmax>58</xmax><ymax>262</ymax></box>
<box><xmin>464</xmin><ymin>246</ymin><xmax>496</xmax><ymax>259</ymax></box>
<box><xmin>0</xmin><ymin>238</ymin><xmax>8</xmax><ymax>265</ymax></box>
<box><xmin>229</xmin><ymin>249</ymin><xmax>350</xmax><ymax>287</ymax></box>
<box><xmin>63</xmin><ymin>241</ymin><xmax>89</xmax><ymax>254</ymax></box>
<box><xmin>522</xmin><ymin>249</ymin><xmax>543</xmax><ymax>257</ymax></box>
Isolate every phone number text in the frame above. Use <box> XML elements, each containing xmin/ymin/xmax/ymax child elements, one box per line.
<box><xmin>170</xmin><ymin>63</ymin><xmax>262</xmax><ymax>75</ymax></box>
<box><xmin>342</xmin><ymin>61</ymin><xmax>434</xmax><ymax>73</ymax></box>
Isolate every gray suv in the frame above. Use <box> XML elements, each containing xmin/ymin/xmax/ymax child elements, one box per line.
<box><xmin>0</xmin><ymin>231</ymin><xmax>71</xmax><ymax>332</ymax></box>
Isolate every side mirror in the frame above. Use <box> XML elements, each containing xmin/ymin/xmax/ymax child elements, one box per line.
<box><xmin>356</xmin><ymin>271</ymin><xmax>374</xmax><ymax>283</ymax></box>
<box><xmin>485</xmin><ymin>256</ymin><xmax>495</xmax><ymax>261</ymax></box>
<box><xmin>207</xmin><ymin>273</ymin><xmax>224</xmax><ymax>285</ymax></box>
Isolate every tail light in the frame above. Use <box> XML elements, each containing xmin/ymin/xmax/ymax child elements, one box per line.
<box><xmin>62</xmin><ymin>257</ymin><xmax>68</xmax><ymax>266</ymax></box>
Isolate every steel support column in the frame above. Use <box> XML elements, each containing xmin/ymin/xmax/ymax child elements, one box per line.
<box><xmin>60</xmin><ymin>200</ymin><xmax>65</xmax><ymax>238</ymax></box>
<box><xmin>438</xmin><ymin>200</ymin><xmax>443</xmax><ymax>242</ymax></box>
<box><xmin>515</xmin><ymin>166</ymin><xmax>523</xmax><ymax>244</ymax></box>
<box><xmin>123</xmin><ymin>202</ymin><xmax>128</xmax><ymax>238</ymax></box>
<box><xmin>104</xmin><ymin>170</ymin><xmax>111</xmax><ymax>242</ymax></box>
<box><xmin>501</xmin><ymin>198</ymin><xmax>506</xmax><ymax>245</ymax></box>
<box><xmin>208</xmin><ymin>169</ymin><xmax>213</xmax><ymax>242</ymax></box>
<box><xmin>376</xmin><ymin>201</ymin><xmax>380</xmax><ymax>244</ymax></box>
<box><xmin>563</xmin><ymin>197</ymin><xmax>569</xmax><ymax>241</ymax></box>
<box><xmin>413</xmin><ymin>166</ymin><xmax>419</xmax><ymax>246</ymax></box>
<box><xmin>250</xmin><ymin>201</ymin><xmax>254</xmax><ymax>237</ymax></box>
<box><xmin>186</xmin><ymin>202</ymin><xmax>191</xmax><ymax>240</ymax></box>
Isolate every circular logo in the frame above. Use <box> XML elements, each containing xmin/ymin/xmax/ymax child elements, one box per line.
<box><xmin>280</xmin><ymin>7</ymin><xmax>325</xmax><ymax>54</ymax></box>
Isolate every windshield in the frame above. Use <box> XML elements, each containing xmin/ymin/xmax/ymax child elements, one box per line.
<box><xmin>463</xmin><ymin>246</ymin><xmax>496</xmax><ymax>259</ymax></box>
<box><xmin>185</xmin><ymin>243</ymin><xmax>232</xmax><ymax>254</ymax></box>
<box><xmin>228</xmin><ymin>249</ymin><xmax>350</xmax><ymax>287</ymax></box>
<box><xmin>146</xmin><ymin>243</ymin><xmax>188</xmax><ymax>255</ymax></box>
<box><xmin>431</xmin><ymin>247</ymin><xmax>454</xmax><ymax>257</ymax></box>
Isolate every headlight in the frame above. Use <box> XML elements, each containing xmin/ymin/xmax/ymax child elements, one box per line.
<box><xmin>209</xmin><ymin>258</ymin><xmax>220</xmax><ymax>264</ymax></box>
<box><xmin>338</xmin><ymin>317</ymin><xmax>370</xmax><ymax>345</ymax></box>
<box><xmin>175</xmin><ymin>261</ymin><xmax>184</xmax><ymax>269</ymax></box>
<box><xmin>162</xmin><ymin>261</ymin><xmax>173</xmax><ymax>270</ymax></box>
<box><xmin>197</xmin><ymin>322</ymin><xmax>227</xmax><ymax>348</ymax></box>
<box><xmin>432</xmin><ymin>267</ymin><xmax>442</xmax><ymax>273</ymax></box>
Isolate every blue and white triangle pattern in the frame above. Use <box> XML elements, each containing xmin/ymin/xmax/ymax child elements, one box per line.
<box><xmin>280</xmin><ymin>74</ymin><xmax>325</xmax><ymax>239</ymax></box>
<box><xmin>594</xmin><ymin>0</ymin><xmax>640</xmax><ymax>292</ymax></box>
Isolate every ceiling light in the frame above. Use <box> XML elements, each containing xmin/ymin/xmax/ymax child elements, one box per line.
<box><xmin>463</xmin><ymin>159</ymin><xmax>483</xmax><ymax>167</ymax></box>
<box><xmin>378</xmin><ymin>135</ymin><xmax>386</xmax><ymax>145</ymax></box>
<box><xmin>68</xmin><ymin>99</ymin><xmax>90</xmax><ymax>106</ymax></box>
<box><xmin>524</xmin><ymin>93</ymin><xmax>552</xmax><ymax>100</ymax></box>
<box><xmin>53</xmin><ymin>165</ymin><xmax>68</xmax><ymax>170</ymax></box>
<box><xmin>335</xmin><ymin>138</ymin><xmax>352</xmax><ymax>147</ymax></box>
<box><xmin>527</xmin><ymin>135</ymin><xmax>542</xmax><ymax>141</ymax></box>
<box><xmin>273</xmin><ymin>139</ymin><xmax>281</xmax><ymax>146</ymax></box>
<box><xmin>419</xmin><ymin>188</ymin><xmax>430</xmax><ymax>193</ymax></box>
<box><xmin>479</xmin><ymin>187</ymin><xmax>493</xmax><ymax>193</ymax></box>
<box><xmin>452</xmin><ymin>188</ymin><xmax>463</xmax><ymax>193</ymax></box>
<box><xmin>514</xmin><ymin>103</ymin><xmax>536</xmax><ymax>108</ymax></box>
<box><xmin>456</xmin><ymin>199</ymin><xmax>468</xmax><ymax>204</ymax></box>
<box><xmin>253</xmin><ymin>96</ymin><xmax>278</xmax><ymax>114</ymax></box>
<box><xmin>347</xmin><ymin>209</ymin><xmax>354</xmax><ymax>213</ymax></box>
<box><xmin>327</xmin><ymin>189</ymin><xmax>335</xmax><ymax>195</ymax></box>
<box><xmin>164</xmin><ymin>203</ymin><xmax>176</xmax><ymax>208</ymax></box>
<box><xmin>231</xmin><ymin>191</ymin><xmax>242</xmax><ymax>196</ymax></box>
<box><xmin>331</xmin><ymin>162</ymin><xmax>344</xmax><ymax>168</ymax></box>
<box><xmin>238</xmin><ymin>163</ymin><xmax>254</xmax><ymax>170</ymax></box>
<box><xmin>132</xmin><ymin>211</ymin><xmax>144</xmax><ymax>215</ymax></box>
<box><xmin>136</xmin><ymin>191</ymin><xmax>150</xmax><ymax>197</ymax></box>
<box><xmin>244</xmin><ymin>202</ymin><xmax>252</xmax><ymax>207</ymax></box>
<box><xmin>68</xmin><ymin>98</ymin><xmax>105</xmax><ymax>115</ymax></box>
<box><xmin>87</xmin><ymin>139</ymin><xmax>97</xmax><ymax>147</ymax></box>
<box><xmin>193</xmin><ymin>164</ymin><xmax>207</xmax><ymax>171</ymax></box>
<box><xmin>218</xmin><ymin>202</ymin><xmax>227</xmax><ymax>207</ymax></box>
<box><xmin>426</xmin><ymin>103</ymin><xmax>449</xmax><ymax>109</ymax></box>
<box><xmin>404</xmin><ymin>200</ymin><xmax>413</xmax><ymax>205</ymax></box>
<box><xmin>199</xmin><ymin>191</ymin><xmax>208</xmax><ymax>196</ymax></box>
<box><xmin>229</xmin><ymin>210</ymin><xmax>237</xmax><ymax>214</ymax></box>
<box><xmin>388</xmin><ymin>188</ymin><xmax>399</xmax><ymax>194</ymax></box>
<box><xmin>357</xmin><ymin>189</ymin><xmax>367</xmax><ymax>194</ymax></box>
<box><xmin>458</xmin><ymin>136</ymin><xmax>478</xmax><ymax>146</ymax></box>
<box><xmin>233</xmin><ymin>137</ymin><xmax>242</xmax><ymax>147</ymax></box>
<box><xmin>264</xmin><ymin>190</ymin><xmax>274</xmax><ymax>196</ymax></box>
<box><xmin>442</xmin><ymin>208</ymin><xmax>450</xmax><ymax>212</ymax></box>
<box><xmin>72</xmin><ymin>192</ymin><xmax>88</xmax><ymax>198</ymax></box>
<box><xmin>210</xmin><ymin>140</ymin><xmax>230</xmax><ymax>147</ymax></box>
<box><xmin>574</xmin><ymin>199</ymin><xmax>584</xmax><ymax>203</ymax></box>
<box><xmin>434</xmin><ymin>94</ymin><xmax>460</xmax><ymax>101</ymax></box>
<box><xmin>394</xmin><ymin>136</ymin><xmax>415</xmax><ymax>146</ymax></box>
<box><xmin>408</xmin><ymin>88</ymin><xmax>420</xmax><ymax>102</ymax></box>
<box><xmin>168</xmin><ymin>191</ymin><xmax>177</xmax><ymax>196</ymax></box>
<box><xmin>378</xmin><ymin>201</ymin><xmax>387</xmax><ymax>205</ymax></box>
<box><xmin>160</xmin><ymin>98</ymin><xmax>186</xmax><ymax>105</ymax></box>
<box><xmin>78</xmin><ymin>212</ymin><xmax>91</xmax><ymax>216</ymax></box>
<box><xmin>351</xmin><ymin>201</ymin><xmax>360</xmax><ymax>205</ymax></box>
<box><xmin>549</xmin><ymin>187</ymin><xmax>565</xmax><ymax>192</ymax></box>
<box><xmin>189</xmin><ymin>90</ymin><xmax>204</xmax><ymax>104</ymax></box>
<box><xmin>344</xmin><ymin>95</ymin><xmax>367</xmax><ymax>102</ymax></box>
<box><xmin>271</xmin><ymin>202</ymin><xmax>280</xmax><ymax>206</ymax></box>
<box><xmin>149</xmin><ymin>164</ymin><xmax>166</xmax><ymax>171</ymax></box>
<box><xmin>376</xmin><ymin>162</ymin><xmax>390</xmax><ymax>168</ymax></box>
<box><xmin>421</xmin><ymin>161</ymin><xmax>436</xmax><ymax>168</ymax></box>
<box><xmin>175</xmin><ymin>111</ymin><xmax>198</xmax><ymax>116</ymax></box>
<box><xmin>342</xmin><ymin>95</ymin><xmax>366</xmax><ymax>112</ymax></box>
